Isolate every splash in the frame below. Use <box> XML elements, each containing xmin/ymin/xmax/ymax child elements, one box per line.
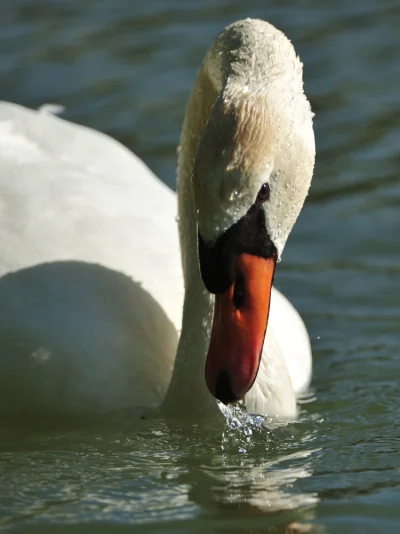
<box><xmin>217</xmin><ymin>400</ymin><xmax>322</xmax><ymax>458</ymax></box>
<box><xmin>219</xmin><ymin>402</ymin><xmax>284</xmax><ymax>453</ymax></box>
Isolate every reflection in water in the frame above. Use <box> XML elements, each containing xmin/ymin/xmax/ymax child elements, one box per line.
<box><xmin>0</xmin><ymin>409</ymin><xmax>323</xmax><ymax>533</ymax></box>
<box><xmin>190</xmin><ymin>452</ymin><xmax>319</xmax><ymax>532</ymax></box>
<box><xmin>200</xmin><ymin>407</ymin><xmax>321</xmax><ymax>531</ymax></box>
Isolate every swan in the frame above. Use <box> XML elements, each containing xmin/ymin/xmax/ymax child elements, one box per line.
<box><xmin>0</xmin><ymin>19</ymin><xmax>315</xmax><ymax>420</ymax></box>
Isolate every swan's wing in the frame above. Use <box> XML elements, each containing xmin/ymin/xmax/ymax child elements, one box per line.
<box><xmin>0</xmin><ymin>101</ymin><xmax>183</xmax><ymax>329</ymax></box>
<box><xmin>269</xmin><ymin>287</ymin><xmax>312</xmax><ymax>395</ymax></box>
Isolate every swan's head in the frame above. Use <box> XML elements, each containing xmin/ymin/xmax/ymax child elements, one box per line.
<box><xmin>189</xmin><ymin>19</ymin><xmax>315</xmax><ymax>404</ymax></box>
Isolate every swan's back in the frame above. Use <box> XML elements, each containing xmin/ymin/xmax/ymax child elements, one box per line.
<box><xmin>0</xmin><ymin>102</ymin><xmax>183</xmax><ymax>416</ymax></box>
<box><xmin>0</xmin><ymin>102</ymin><xmax>182</xmax><ymax>324</ymax></box>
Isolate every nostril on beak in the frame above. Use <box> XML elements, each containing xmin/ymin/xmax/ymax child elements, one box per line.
<box><xmin>232</xmin><ymin>270</ymin><xmax>245</xmax><ymax>309</ymax></box>
<box><xmin>215</xmin><ymin>369</ymin><xmax>238</xmax><ymax>404</ymax></box>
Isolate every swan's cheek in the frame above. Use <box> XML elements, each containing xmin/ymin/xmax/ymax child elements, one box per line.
<box><xmin>205</xmin><ymin>254</ymin><xmax>275</xmax><ymax>404</ymax></box>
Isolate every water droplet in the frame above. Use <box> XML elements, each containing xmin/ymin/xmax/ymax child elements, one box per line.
<box><xmin>243</xmin><ymin>85</ymin><xmax>249</xmax><ymax>93</ymax></box>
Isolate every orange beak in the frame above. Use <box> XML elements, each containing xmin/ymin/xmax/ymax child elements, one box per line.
<box><xmin>205</xmin><ymin>253</ymin><xmax>275</xmax><ymax>404</ymax></box>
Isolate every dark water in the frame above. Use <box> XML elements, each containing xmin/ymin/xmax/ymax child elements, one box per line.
<box><xmin>1</xmin><ymin>0</ymin><xmax>399</xmax><ymax>532</ymax></box>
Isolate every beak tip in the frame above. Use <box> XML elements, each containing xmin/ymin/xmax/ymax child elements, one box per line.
<box><xmin>212</xmin><ymin>369</ymin><xmax>239</xmax><ymax>405</ymax></box>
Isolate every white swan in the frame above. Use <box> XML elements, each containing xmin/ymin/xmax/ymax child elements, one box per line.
<box><xmin>0</xmin><ymin>19</ymin><xmax>315</xmax><ymax>420</ymax></box>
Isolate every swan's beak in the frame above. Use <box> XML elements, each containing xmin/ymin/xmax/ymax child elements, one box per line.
<box><xmin>205</xmin><ymin>253</ymin><xmax>275</xmax><ymax>404</ymax></box>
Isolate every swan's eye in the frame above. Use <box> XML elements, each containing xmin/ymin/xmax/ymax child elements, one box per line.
<box><xmin>256</xmin><ymin>183</ymin><xmax>270</xmax><ymax>204</ymax></box>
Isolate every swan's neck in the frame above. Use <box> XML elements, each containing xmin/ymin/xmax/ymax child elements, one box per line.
<box><xmin>162</xmin><ymin>68</ymin><xmax>220</xmax><ymax>415</ymax></box>
<box><xmin>162</xmin><ymin>281</ymin><xmax>216</xmax><ymax>415</ymax></box>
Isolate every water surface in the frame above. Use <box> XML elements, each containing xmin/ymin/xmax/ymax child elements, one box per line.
<box><xmin>0</xmin><ymin>0</ymin><xmax>399</xmax><ymax>532</ymax></box>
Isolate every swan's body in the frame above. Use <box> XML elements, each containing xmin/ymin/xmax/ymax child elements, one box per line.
<box><xmin>0</xmin><ymin>19</ymin><xmax>314</xmax><ymax>419</ymax></box>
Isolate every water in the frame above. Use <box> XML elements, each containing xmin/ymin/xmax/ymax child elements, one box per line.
<box><xmin>0</xmin><ymin>0</ymin><xmax>399</xmax><ymax>532</ymax></box>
